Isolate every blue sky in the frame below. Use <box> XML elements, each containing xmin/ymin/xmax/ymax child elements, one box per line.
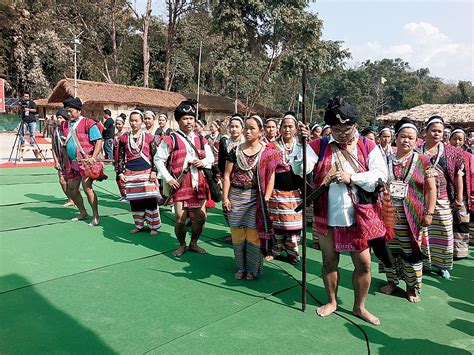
<box><xmin>136</xmin><ymin>0</ymin><xmax>473</xmax><ymax>83</ymax></box>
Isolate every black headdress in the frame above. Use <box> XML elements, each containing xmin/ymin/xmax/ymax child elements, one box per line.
<box><xmin>63</xmin><ymin>97</ymin><xmax>83</xmax><ymax>110</ymax></box>
<box><xmin>174</xmin><ymin>99</ymin><xmax>197</xmax><ymax>121</ymax></box>
<box><xmin>324</xmin><ymin>96</ymin><xmax>357</xmax><ymax>126</ymax></box>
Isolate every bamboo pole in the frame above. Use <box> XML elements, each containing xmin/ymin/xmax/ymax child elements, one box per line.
<box><xmin>301</xmin><ymin>67</ymin><xmax>308</xmax><ymax>312</ymax></box>
<box><xmin>196</xmin><ymin>41</ymin><xmax>202</xmax><ymax>119</ymax></box>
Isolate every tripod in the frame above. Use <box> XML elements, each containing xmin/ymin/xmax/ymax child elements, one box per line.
<box><xmin>8</xmin><ymin>118</ymin><xmax>47</xmax><ymax>163</ymax></box>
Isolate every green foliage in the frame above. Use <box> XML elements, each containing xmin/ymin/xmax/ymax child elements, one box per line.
<box><xmin>0</xmin><ymin>0</ymin><xmax>470</xmax><ymax>121</ymax></box>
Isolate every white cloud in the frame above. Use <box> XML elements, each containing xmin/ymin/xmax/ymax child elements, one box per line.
<box><xmin>349</xmin><ymin>22</ymin><xmax>473</xmax><ymax>82</ymax></box>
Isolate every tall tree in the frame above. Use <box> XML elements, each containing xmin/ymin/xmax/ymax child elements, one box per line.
<box><xmin>164</xmin><ymin>0</ymin><xmax>193</xmax><ymax>91</ymax></box>
<box><xmin>127</xmin><ymin>0</ymin><xmax>152</xmax><ymax>87</ymax></box>
<box><xmin>212</xmin><ymin>0</ymin><xmax>348</xmax><ymax>113</ymax></box>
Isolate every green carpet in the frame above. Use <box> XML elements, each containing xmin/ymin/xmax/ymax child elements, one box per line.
<box><xmin>0</xmin><ymin>167</ymin><xmax>472</xmax><ymax>354</ymax></box>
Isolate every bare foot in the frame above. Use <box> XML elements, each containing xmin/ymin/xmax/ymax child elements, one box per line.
<box><xmin>72</xmin><ymin>213</ymin><xmax>88</xmax><ymax>222</ymax></box>
<box><xmin>89</xmin><ymin>216</ymin><xmax>100</xmax><ymax>226</ymax></box>
<box><xmin>173</xmin><ymin>245</ymin><xmax>187</xmax><ymax>257</ymax></box>
<box><xmin>352</xmin><ymin>307</ymin><xmax>381</xmax><ymax>326</ymax></box>
<box><xmin>62</xmin><ymin>200</ymin><xmax>75</xmax><ymax>207</ymax></box>
<box><xmin>246</xmin><ymin>273</ymin><xmax>255</xmax><ymax>280</ymax></box>
<box><xmin>380</xmin><ymin>282</ymin><xmax>397</xmax><ymax>295</ymax></box>
<box><xmin>188</xmin><ymin>243</ymin><xmax>207</xmax><ymax>254</ymax></box>
<box><xmin>316</xmin><ymin>303</ymin><xmax>337</xmax><ymax>317</ymax></box>
<box><xmin>130</xmin><ymin>228</ymin><xmax>142</xmax><ymax>234</ymax></box>
<box><xmin>406</xmin><ymin>287</ymin><xmax>420</xmax><ymax>303</ymax></box>
<box><xmin>149</xmin><ymin>230</ymin><xmax>158</xmax><ymax>236</ymax></box>
<box><xmin>264</xmin><ymin>255</ymin><xmax>274</xmax><ymax>262</ymax></box>
<box><xmin>234</xmin><ymin>271</ymin><xmax>245</xmax><ymax>280</ymax></box>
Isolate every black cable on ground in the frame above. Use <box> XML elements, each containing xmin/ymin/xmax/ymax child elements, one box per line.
<box><xmin>0</xmin><ymin>181</ymin><xmax>60</xmax><ymax>186</ymax></box>
<box><xmin>1</xmin><ymin>189</ymin><xmax>371</xmax><ymax>353</ymax></box>
<box><xmin>159</xmin><ymin>212</ymin><xmax>372</xmax><ymax>354</ymax></box>
<box><xmin>0</xmin><ymin>173</ymin><xmax>56</xmax><ymax>177</ymax></box>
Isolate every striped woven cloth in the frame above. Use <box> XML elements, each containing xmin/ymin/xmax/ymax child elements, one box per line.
<box><xmin>125</xmin><ymin>169</ymin><xmax>160</xmax><ymax>201</ymax></box>
<box><xmin>228</xmin><ymin>187</ymin><xmax>257</xmax><ymax>229</ymax></box>
<box><xmin>268</xmin><ymin>189</ymin><xmax>303</xmax><ymax>231</ymax></box>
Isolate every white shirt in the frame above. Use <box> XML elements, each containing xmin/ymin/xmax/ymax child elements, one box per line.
<box><xmin>154</xmin><ymin>129</ymin><xmax>214</xmax><ymax>188</ymax></box>
<box><xmin>291</xmin><ymin>134</ymin><xmax>388</xmax><ymax>227</ymax></box>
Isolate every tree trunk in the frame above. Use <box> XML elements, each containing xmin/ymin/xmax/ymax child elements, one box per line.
<box><xmin>248</xmin><ymin>48</ymin><xmax>280</xmax><ymax>111</ymax></box>
<box><xmin>164</xmin><ymin>0</ymin><xmax>190</xmax><ymax>91</ymax></box>
<box><xmin>111</xmin><ymin>0</ymin><xmax>118</xmax><ymax>81</ymax></box>
<box><xmin>164</xmin><ymin>1</ymin><xmax>176</xmax><ymax>91</ymax></box>
<box><xmin>143</xmin><ymin>0</ymin><xmax>152</xmax><ymax>87</ymax></box>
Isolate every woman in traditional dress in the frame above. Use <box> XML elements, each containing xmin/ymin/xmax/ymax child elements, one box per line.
<box><xmin>264</xmin><ymin>117</ymin><xmax>279</xmax><ymax>143</ymax></box>
<box><xmin>143</xmin><ymin>110</ymin><xmax>157</xmax><ymax>135</ymax></box>
<box><xmin>361</xmin><ymin>127</ymin><xmax>377</xmax><ymax>142</ymax></box>
<box><xmin>218</xmin><ymin>114</ymin><xmax>245</xmax><ymax>176</ymax></box>
<box><xmin>379</xmin><ymin>118</ymin><xmax>436</xmax><ymax>302</ymax></box>
<box><xmin>194</xmin><ymin>118</ymin><xmax>207</xmax><ymax>140</ymax></box>
<box><xmin>267</xmin><ymin>112</ymin><xmax>303</xmax><ymax>264</ymax></box>
<box><xmin>449</xmin><ymin>127</ymin><xmax>473</xmax><ymax>259</ymax></box>
<box><xmin>155</xmin><ymin>113</ymin><xmax>173</xmax><ymax>138</ymax></box>
<box><xmin>377</xmin><ymin>126</ymin><xmax>395</xmax><ymax>164</ymax></box>
<box><xmin>321</xmin><ymin>124</ymin><xmax>331</xmax><ymax>137</ymax></box>
<box><xmin>218</xmin><ymin>114</ymin><xmax>245</xmax><ymax>241</ymax></box>
<box><xmin>310</xmin><ymin>122</ymin><xmax>322</xmax><ymax>140</ymax></box>
<box><xmin>117</xmin><ymin>110</ymin><xmax>161</xmax><ymax>236</ymax></box>
<box><xmin>51</xmin><ymin>108</ymin><xmax>74</xmax><ymax>207</ymax></box>
<box><xmin>205</xmin><ymin>121</ymin><xmax>221</xmax><ymax>163</ymax></box>
<box><xmin>113</xmin><ymin>113</ymin><xmax>127</xmax><ymax>201</ymax></box>
<box><xmin>222</xmin><ymin>115</ymin><xmax>280</xmax><ymax>280</ymax></box>
<box><xmin>421</xmin><ymin>116</ymin><xmax>464</xmax><ymax>278</ymax></box>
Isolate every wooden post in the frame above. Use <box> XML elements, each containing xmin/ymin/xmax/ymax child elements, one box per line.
<box><xmin>301</xmin><ymin>67</ymin><xmax>308</xmax><ymax>312</ymax></box>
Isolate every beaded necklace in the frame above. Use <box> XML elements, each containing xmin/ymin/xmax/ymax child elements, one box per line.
<box><xmin>276</xmin><ymin>136</ymin><xmax>296</xmax><ymax>165</ymax></box>
<box><xmin>127</xmin><ymin>131</ymin><xmax>145</xmax><ymax>157</ymax></box>
<box><xmin>235</xmin><ymin>143</ymin><xmax>263</xmax><ymax>181</ymax></box>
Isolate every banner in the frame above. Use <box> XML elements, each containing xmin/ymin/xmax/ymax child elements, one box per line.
<box><xmin>0</xmin><ymin>79</ymin><xmax>4</xmax><ymax>113</ymax></box>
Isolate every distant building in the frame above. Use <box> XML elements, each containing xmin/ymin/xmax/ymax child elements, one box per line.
<box><xmin>186</xmin><ymin>93</ymin><xmax>281</xmax><ymax>123</ymax></box>
<box><xmin>34</xmin><ymin>79</ymin><xmax>281</xmax><ymax>131</ymax></box>
<box><xmin>46</xmin><ymin>79</ymin><xmax>187</xmax><ymax>127</ymax></box>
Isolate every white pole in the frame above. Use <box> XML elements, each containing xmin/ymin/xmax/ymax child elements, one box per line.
<box><xmin>73</xmin><ymin>38</ymin><xmax>77</xmax><ymax>97</ymax></box>
<box><xmin>196</xmin><ymin>41</ymin><xmax>202</xmax><ymax>120</ymax></box>
<box><xmin>71</xmin><ymin>31</ymin><xmax>82</xmax><ymax>98</ymax></box>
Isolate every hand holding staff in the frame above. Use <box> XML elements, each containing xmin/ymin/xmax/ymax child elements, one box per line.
<box><xmin>163</xmin><ymin>165</ymin><xmax>190</xmax><ymax>205</ymax></box>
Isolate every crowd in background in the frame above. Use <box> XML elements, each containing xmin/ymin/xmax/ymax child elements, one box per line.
<box><xmin>49</xmin><ymin>95</ymin><xmax>473</xmax><ymax>326</ymax></box>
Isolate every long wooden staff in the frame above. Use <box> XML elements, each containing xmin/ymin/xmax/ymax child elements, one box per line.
<box><xmin>301</xmin><ymin>67</ymin><xmax>308</xmax><ymax>312</ymax></box>
<box><xmin>163</xmin><ymin>166</ymin><xmax>190</xmax><ymax>205</ymax></box>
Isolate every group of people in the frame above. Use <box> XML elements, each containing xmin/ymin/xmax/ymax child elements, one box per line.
<box><xmin>50</xmin><ymin>95</ymin><xmax>473</xmax><ymax>326</ymax></box>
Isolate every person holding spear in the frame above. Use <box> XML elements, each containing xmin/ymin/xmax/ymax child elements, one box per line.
<box><xmin>154</xmin><ymin>99</ymin><xmax>214</xmax><ymax>257</ymax></box>
<box><xmin>294</xmin><ymin>96</ymin><xmax>387</xmax><ymax>325</ymax></box>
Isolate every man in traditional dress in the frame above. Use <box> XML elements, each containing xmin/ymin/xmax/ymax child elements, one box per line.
<box><xmin>155</xmin><ymin>100</ymin><xmax>214</xmax><ymax>256</ymax></box>
<box><xmin>62</xmin><ymin>97</ymin><xmax>103</xmax><ymax>226</ymax></box>
<box><xmin>294</xmin><ymin>97</ymin><xmax>387</xmax><ymax>325</ymax></box>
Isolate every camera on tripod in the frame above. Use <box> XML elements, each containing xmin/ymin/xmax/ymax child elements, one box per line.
<box><xmin>19</xmin><ymin>100</ymin><xmax>30</xmax><ymax>118</ymax></box>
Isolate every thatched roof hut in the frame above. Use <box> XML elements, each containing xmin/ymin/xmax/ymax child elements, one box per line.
<box><xmin>48</xmin><ymin>79</ymin><xmax>187</xmax><ymax>111</ymax></box>
<box><xmin>186</xmin><ymin>93</ymin><xmax>280</xmax><ymax>121</ymax></box>
<box><xmin>376</xmin><ymin>104</ymin><xmax>474</xmax><ymax>129</ymax></box>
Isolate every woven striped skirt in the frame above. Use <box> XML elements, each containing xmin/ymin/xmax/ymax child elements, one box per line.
<box><xmin>426</xmin><ymin>199</ymin><xmax>453</xmax><ymax>270</ymax></box>
<box><xmin>379</xmin><ymin>205</ymin><xmax>423</xmax><ymax>290</ymax></box>
<box><xmin>453</xmin><ymin>205</ymin><xmax>470</xmax><ymax>259</ymax></box>
<box><xmin>231</xmin><ymin>227</ymin><xmax>263</xmax><ymax>277</ymax></box>
<box><xmin>268</xmin><ymin>189</ymin><xmax>303</xmax><ymax>231</ymax></box>
<box><xmin>125</xmin><ymin>169</ymin><xmax>161</xmax><ymax>201</ymax></box>
<box><xmin>228</xmin><ymin>187</ymin><xmax>257</xmax><ymax>229</ymax></box>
